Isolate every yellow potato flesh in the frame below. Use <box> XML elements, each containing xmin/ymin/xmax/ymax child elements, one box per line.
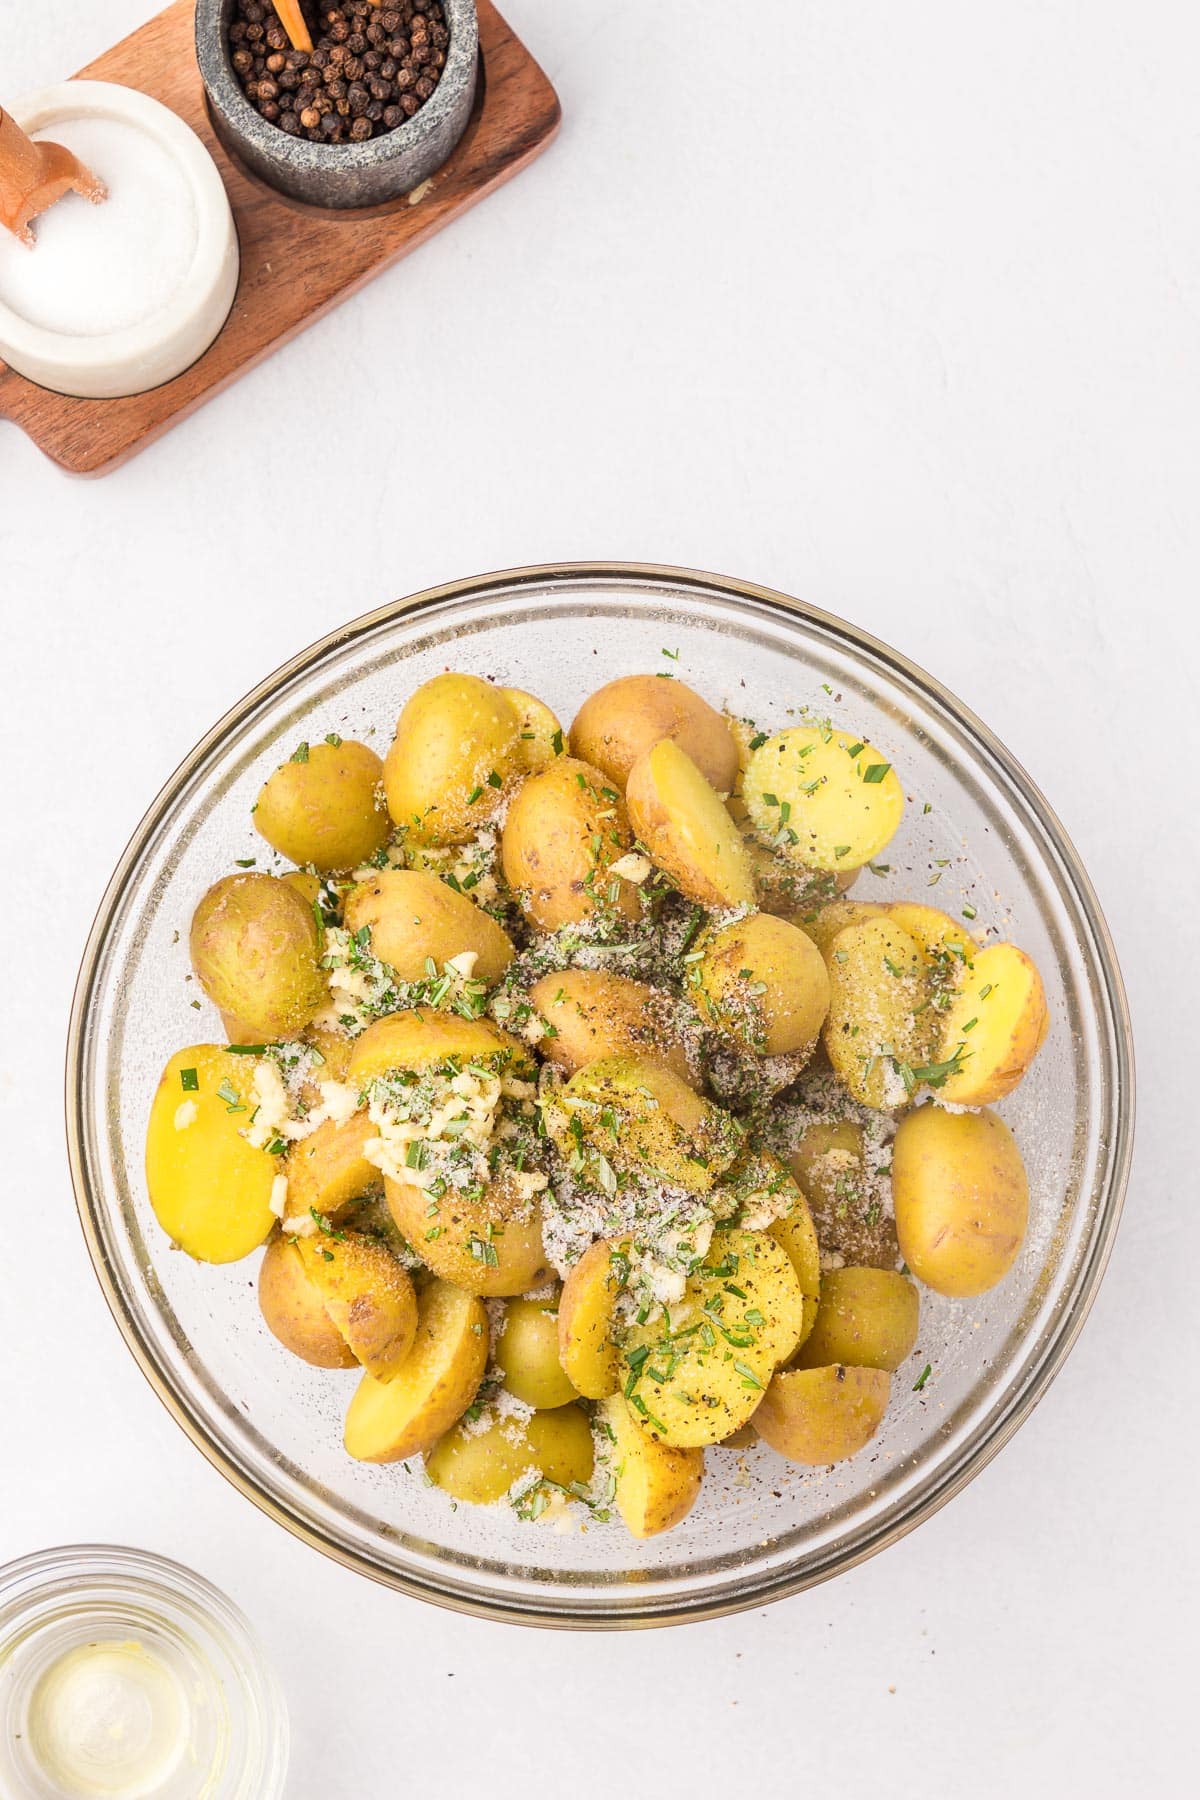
<box><xmin>426</xmin><ymin>1403</ymin><xmax>594</xmax><ymax>1506</ymax></box>
<box><xmin>500</xmin><ymin>756</ymin><xmax>641</xmax><ymax>932</ymax></box>
<box><xmin>189</xmin><ymin>873</ymin><xmax>326</xmax><ymax>1041</ymax></box>
<box><xmin>743</xmin><ymin>726</ymin><xmax>905</xmax><ymax>872</ymax></box>
<box><xmin>557</xmin><ymin>1237</ymin><xmax>630</xmax><ymax>1399</ymax></box>
<box><xmin>285</xmin><ymin>1112</ymin><xmax>378</xmax><ymax>1224</ymax></box>
<box><xmin>529</xmin><ymin>968</ymin><xmax>694</xmax><ymax>1086</ymax></box>
<box><xmin>347</xmin><ymin>1008</ymin><xmax>531</xmax><ymax>1085</ymax></box>
<box><xmin>626</xmin><ymin>739</ymin><xmax>756</xmax><ymax>908</ymax></box>
<box><xmin>569</xmin><ymin>674</ymin><xmax>739</xmax><ymax>794</ymax></box>
<box><xmin>766</xmin><ymin>1193</ymin><xmax>822</xmax><ymax>1351</ymax></box>
<box><xmin>792</xmin><ymin>1268</ymin><xmax>919</xmax><ymax>1373</ymax></box>
<box><xmin>935</xmin><ymin>943</ymin><xmax>1049</xmax><ymax>1105</ymax></box>
<box><xmin>823</xmin><ymin>917</ymin><xmax>928</xmax><ymax>1109</ymax></box>
<box><xmin>385</xmin><ymin>1175</ymin><xmax>552</xmax><ymax>1298</ymax></box>
<box><xmin>695</xmin><ymin>911</ymin><xmax>830</xmax><ymax>1055</ymax></box>
<box><xmin>145</xmin><ymin>1046</ymin><xmax>278</xmax><ymax>1263</ymax></box>
<box><xmin>254</xmin><ymin>738</ymin><xmax>390</xmax><ymax>873</ymax></box>
<box><xmin>258</xmin><ymin>1235</ymin><xmax>355</xmax><ymax>1368</ymax></box>
<box><xmin>343</xmin><ymin>869</ymin><xmax>514</xmax><ymax>985</ymax></box>
<box><xmin>892</xmin><ymin>1105</ymin><xmax>1029</xmax><ymax>1297</ymax></box>
<box><xmin>296</xmin><ymin>1232</ymin><xmax>418</xmax><ymax>1380</ymax></box>
<box><xmin>494</xmin><ymin>1294</ymin><xmax>578</xmax><ymax>1409</ymax></box>
<box><xmin>383</xmin><ymin>672</ymin><xmax>522</xmax><ymax>845</ymax></box>
<box><xmin>598</xmin><ymin>1394</ymin><xmax>704</xmax><ymax>1538</ymax></box>
<box><xmin>555</xmin><ymin>1055</ymin><xmax>742</xmax><ymax>1194</ymax></box>
<box><xmin>622</xmin><ymin>1230</ymin><xmax>805</xmax><ymax>1447</ymax></box>
<box><xmin>886</xmin><ymin>902</ymin><xmax>977</xmax><ymax>962</ymax></box>
<box><xmin>792</xmin><ymin>899</ymin><xmax>888</xmax><ymax>961</ymax></box>
<box><xmin>343</xmin><ymin>1279</ymin><xmax>489</xmax><ymax>1463</ymax></box>
<box><xmin>501</xmin><ymin>687</ymin><xmax>563</xmax><ymax>771</ymax></box>
<box><xmin>755</xmin><ymin>1364</ymin><xmax>891</xmax><ymax>1464</ymax></box>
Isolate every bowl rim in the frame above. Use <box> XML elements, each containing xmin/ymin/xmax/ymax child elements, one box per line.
<box><xmin>65</xmin><ymin>562</ymin><xmax>1135</xmax><ymax>1629</ymax></box>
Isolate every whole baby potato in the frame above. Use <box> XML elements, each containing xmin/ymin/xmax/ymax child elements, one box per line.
<box><xmin>348</xmin><ymin>1008</ymin><xmax>533</xmax><ymax>1086</ymax></box>
<box><xmin>258</xmin><ymin>1235</ymin><xmax>356</xmax><ymax>1368</ymax></box>
<box><xmin>385</xmin><ymin>1173</ymin><xmax>553</xmax><ymax>1298</ymax></box>
<box><xmin>695</xmin><ymin>911</ymin><xmax>831</xmax><ymax>1055</ymax></box>
<box><xmin>501</xmin><ymin>756</ymin><xmax>641</xmax><ymax>931</ymax></box>
<box><xmin>569</xmin><ymin>673</ymin><xmax>739</xmax><ymax>794</ymax></box>
<box><xmin>145</xmin><ymin>1045</ymin><xmax>279</xmax><ymax>1263</ymax></box>
<box><xmin>892</xmin><ymin>1105</ymin><xmax>1029</xmax><ymax>1297</ymax></box>
<box><xmin>625</xmin><ymin>741</ymin><xmax>756</xmax><ymax>908</ymax></box>
<box><xmin>190</xmin><ymin>872</ymin><xmax>325</xmax><ymax>1040</ymax></box>
<box><xmin>754</xmin><ymin>1364</ymin><xmax>891</xmax><ymax>1465</ymax></box>
<box><xmin>530</xmin><ymin>968</ymin><xmax>695</xmax><ymax>1085</ymax></box>
<box><xmin>426</xmin><ymin>1402</ymin><xmax>594</xmax><ymax>1506</ymax></box>
<box><xmin>494</xmin><ymin>1293</ymin><xmax>578</xmax><ymax>1408</ymax></box>
<box><xmin>343</xmin><ymin>870</ymin><xmax>514</xmax><ymax>985</ymax></box>
<box><xmin>501</xmin><ymin>687</ymin><xmax>563</xmax><ymax>770</ymax></box>
<box><xmin>787</xmin><ymin>1119</ymin><xmax>899</xmax><ymax>1270</ymax></box>
<box><xmin>792</xmin><ymin>1268</ymin><xmax>919</xmax><ymax>1373</ymax></box>
<box><xmin>254</xmin><ymin>738</ymin><xmax>390</xmax><ymax>873</ymax></box>
<box><xmin>295</xmin><ymin>1231</ymin><xmax>419</xmax><ymax>1381</ymax></box>
<box><xmin>383</xmin><ymin>673</ymin><xmax>523</xmax><ymax>845</ymax></box>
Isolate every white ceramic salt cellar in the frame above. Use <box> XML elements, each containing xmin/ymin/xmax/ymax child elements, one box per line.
<box><xmin>0</xmin><ymin>82</ymin><xmax>238</xmax><ymax>399</ymax></box>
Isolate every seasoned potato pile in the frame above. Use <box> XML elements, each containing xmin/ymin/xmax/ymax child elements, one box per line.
<box><xmin>146</xmin><ymin>666</ymin><xmax>1048</xmax><ymax>1541</ymax></box>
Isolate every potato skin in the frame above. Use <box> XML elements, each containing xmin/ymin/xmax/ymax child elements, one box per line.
<box><xmin>343</xmin><ymin>869</ymin><xmax>514</xmax><ymax>985</ymax></box>
<box><xmin>557</xmin><ymin>1237</ymin><xmax>629</xmax><ymax>1399</ymax></box>
<box><xmin>254</xmin><ymin>739</ymin><xmax>390</xmax><ymax>873</ymax></box>
<box><xmin>935</xmin><ymin>944</ymin><xmax>1049</xmax><ymax>1105</ymax></box>
<box><xmin>343</xmin><ymin>1279</ymin><xmax>489</xmax><ymax>1463</ymax></box>
<box><xmin>792</xmin><ymin>899</ymin><xmax>888</xmax><ymax>961</ymax></box>
<box><xmin>285</xmin><ymin>1113</ymin><xmax>379</xmax><ymax>1224</ymax></box>
<box><xmin>598</xmin><ymin>1394</ymin><xmax>704</xmax><ymax>1538</ymax></box>
<box><xmin>787</xmin><ymin>1120</ymin><xmax>899</xmax><ymax>1270</ymax></box>
<box><xmin>793</xmin><ymin>1268</ymin><xmax>919</xmax><ymax>1373</ymax></box>
<box><xmin>626</xmin><ymin>740</ymin><xmax>756</xmax><ymax>908</ymax></box>
<box><xmin>696</xmin><ymin>911</ymin><xmax>830</xmax><ymax>1055</ymax></box>
<box><xmin>501</xmin><ymin>687</ymin><xmax>563</xmax><ymax>771</ymax></box>
<box><xmin>426</xmin><ymin>1403</ymin><xmax>594</xmax><ymax>1506</ymax></box>
<box><xmin>530</xmin><ymin>968</ymin><xmax>694</xmax><ymax>1085</ymax></box>
<box><xmin>494</xmin><ymin>1294</ymin><xmax>578</xmax><ymax>1409</ymax></box>
<box><xmin>501</xmin><ymin>756</ymin><xmax>641</xmax><ymax>931</ymax></box>
<box><xmin>754</xmin><ymin>1365</ymin><xmax>891</xmax><ymax>1464</ymax></box>
<box><xmin>385</xmin><ymin>1174</ymin><xmax>552</xmax><ymax>1298</ymax></box>
<box><xmin>258</xmin><ymin>1235</ymin><xmax>356</xmax><ymax>1368</ymax></box>
<box><xmin>383</xmin><ymin>673</ymin><xmax>522</xmax><ymax>846</ymax></box>
<box><xmin>146</xmin><ymin>1046</ymin><xmax>278</xmax><ymax>1263</ymax></box>
<box><xmin>892</xmin><ymin>1105</ymin><xmax>1029</xmax><ymax>1297</ymax></box>
<box><xmin>570</xmin><ymin>674</ymin><xmax>739</xmax><ymax>794</ymax></box>
<box><xmin>296</xmin><ymin>1231</ymin><xmax>418</xmax><ymax>1380</ymax></box>
<box><xmin>348</xmin><ymin>1008</ymin><xmax>532</xmax><ymax>1085</ymax></box>
<box><xmin>552</xmin><ymin>1056</ymin><xmax>743</xmax><ymax>1194</ymax></box>
<box><xmin>190</xmin><ymin>872</ymin><xmax>325</xmax><ymax>1040</ymax></box>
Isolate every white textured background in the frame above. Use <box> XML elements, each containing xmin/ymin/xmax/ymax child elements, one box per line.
<box><xmin>1</xmin><ymin>3</ymin><xmax>1196</xmax><ymax>1795</ymax></box>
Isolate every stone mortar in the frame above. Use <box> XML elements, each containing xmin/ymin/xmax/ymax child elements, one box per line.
<box><xmin>195</xmin><ymin>0</ymin><xmax>479</xmax><ymax>208</ymax></box>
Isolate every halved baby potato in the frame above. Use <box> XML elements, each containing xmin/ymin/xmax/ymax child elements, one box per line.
<box><xmin>570</xmin><ymin>674</ymin><xmax>739</xmax><ymax>794</ymax></box>
<box><xmin>694</xmin><ymin>911</ymin><xmax>830</xmax><ymax>1055</ymax></box>
<box><xmin>557</xmin><ymin>1237</ymin><xmax>631</xmax><ymax>1399</ymax></box>
<box><xmin>786</xmin><ymin>1120</ymin><xmax>899</xmax><ymax>1270</ymax></box>
<box><xmin>552</xmin><ymin>1056</ymin><xmax>743</xmax><ymax>1194</ymax></box>
<box><xmin>793</xmin><ymin>899</ymin><xmax>888</xmax><ymax>961</ymax></box>
<box><xmin>347</xmin><ymin>1008</ymin><xmax>532</xmax><ymax>1085</ymax></box>
<box><xmin>742</xmin><ymin>726</ymin><xmax>905</xmax><ymax>872</ymax></box>
<box><xmin>501</xmin><ymin>755</ymin><xmax>642</xmax><ymax>931</ymax></box>
<box><xmin>285</xmin><ymin>1112</ymin><xmax>378</xmax><ymax>1224</ymax></box>
<box><xmin>501</xmin><ymin>687</ymin><xmax>563</xmax><ymax>771</ymax></box>
<box><xmin>385</xmin><ymin>1174</ymin><xmax>552</xmax><ymax>1298</ymax></box>
<box><xmin>383</xmin><ymin>672</ymin><xmax>523</xmax><ymax>845</ymax></box>
<box><xmin>754</xmin><ymin>1364</ymin><xmax>891</xmax><ymax>1464</ymax></box>
<box><xmin>342</xmin><ymin>869</ymin><xmax>514</xmax><ymax>986</ymax></box>
<box><xmin>254</xmin><ymin>737</ymin><xmax>390</xmax><ymax>872</ymax></box>
<box><xmin>792</xmin><ymin>1268</ymin><xmax>919</xmax><ymax>1373</ymax></box>
<box><xmin>344</xmin><ymin>1279</ymin><xmax>489</xmax><ymax>1463</ymax></box>
<box><xmin>295</xmin><ymin>1231</ymin><xmax>418</xmax><ymax>1381</ymax></box>
<box><xmin>494</xmin><ymin>1293</ymin><xmax>579</xmax><ymax>1409</ymax></box>
<box><xmin>625</xmin><ymin>740</ymin><xmax>756</xmax><ymax>908</ymax></box>
<box><xmin>258</xmin><ymin>1234</ymin><xmax>356</xmax><ymax>1368</ymax></box>
<box><xmin>426</xmin><ymin>1403</ymin><xmax>593</xmax><ymax>1505</ymax></box>
<box><xmin>933</xmin><ymin>943</ymin><xmax>1048</xmax><ymax>1105</ymax></box>
<box><xmin>530</xmin><ymin>968</ymin><xmax>695</xmax><ymax>1086</ymax></box>
<box><xmin>823</xmin><ymin>917</ymin><xmax>928</xmax><ymax>1109</ymax></box>
<box><xmin>621</xmin><ymin>1230</ymin><xmax>805</xmax><ymax>1447</ymax></box>
<box><xmin>598</xmin><ymin>1393</ymin><xmax>704</xmax><ymax>1538</ymax></box>
<box><xmin>886</xmin><ymin>902</ymin><xmax>977</xmax><ymax>963</ymax></box>
<box><xmin>892</xmin><ymin>1104</ymin><xmax>1029</xmax><ymax>1297</ymax></box>
<box><xmin>145</xmin><ymin>1046</ymin><xmax>279</xmax><ymax>1263</ymax></box>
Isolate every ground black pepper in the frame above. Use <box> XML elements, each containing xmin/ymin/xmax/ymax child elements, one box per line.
<box><xmin>228</xmin><ymin>1</ymin><xmax>449</xmax><ymax>145</ymax></box>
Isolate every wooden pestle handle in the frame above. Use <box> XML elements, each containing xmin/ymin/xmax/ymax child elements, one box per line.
<box><xmin>0</xmin><ymin>104</ymin><xmax>106</xmax><ymax>247</ymax></box>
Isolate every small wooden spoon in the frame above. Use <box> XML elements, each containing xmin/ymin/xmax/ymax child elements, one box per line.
<box><xmin>0</xmin><ymin>105</ymin><xmax>107</xmax><ymax>248</ymax></box>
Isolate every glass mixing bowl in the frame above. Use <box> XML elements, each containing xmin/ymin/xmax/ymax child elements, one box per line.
<box><xmin>66</xmin><ymin>564</ymin><xmax>1133</xmax><ymax>1627</ymax></box>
